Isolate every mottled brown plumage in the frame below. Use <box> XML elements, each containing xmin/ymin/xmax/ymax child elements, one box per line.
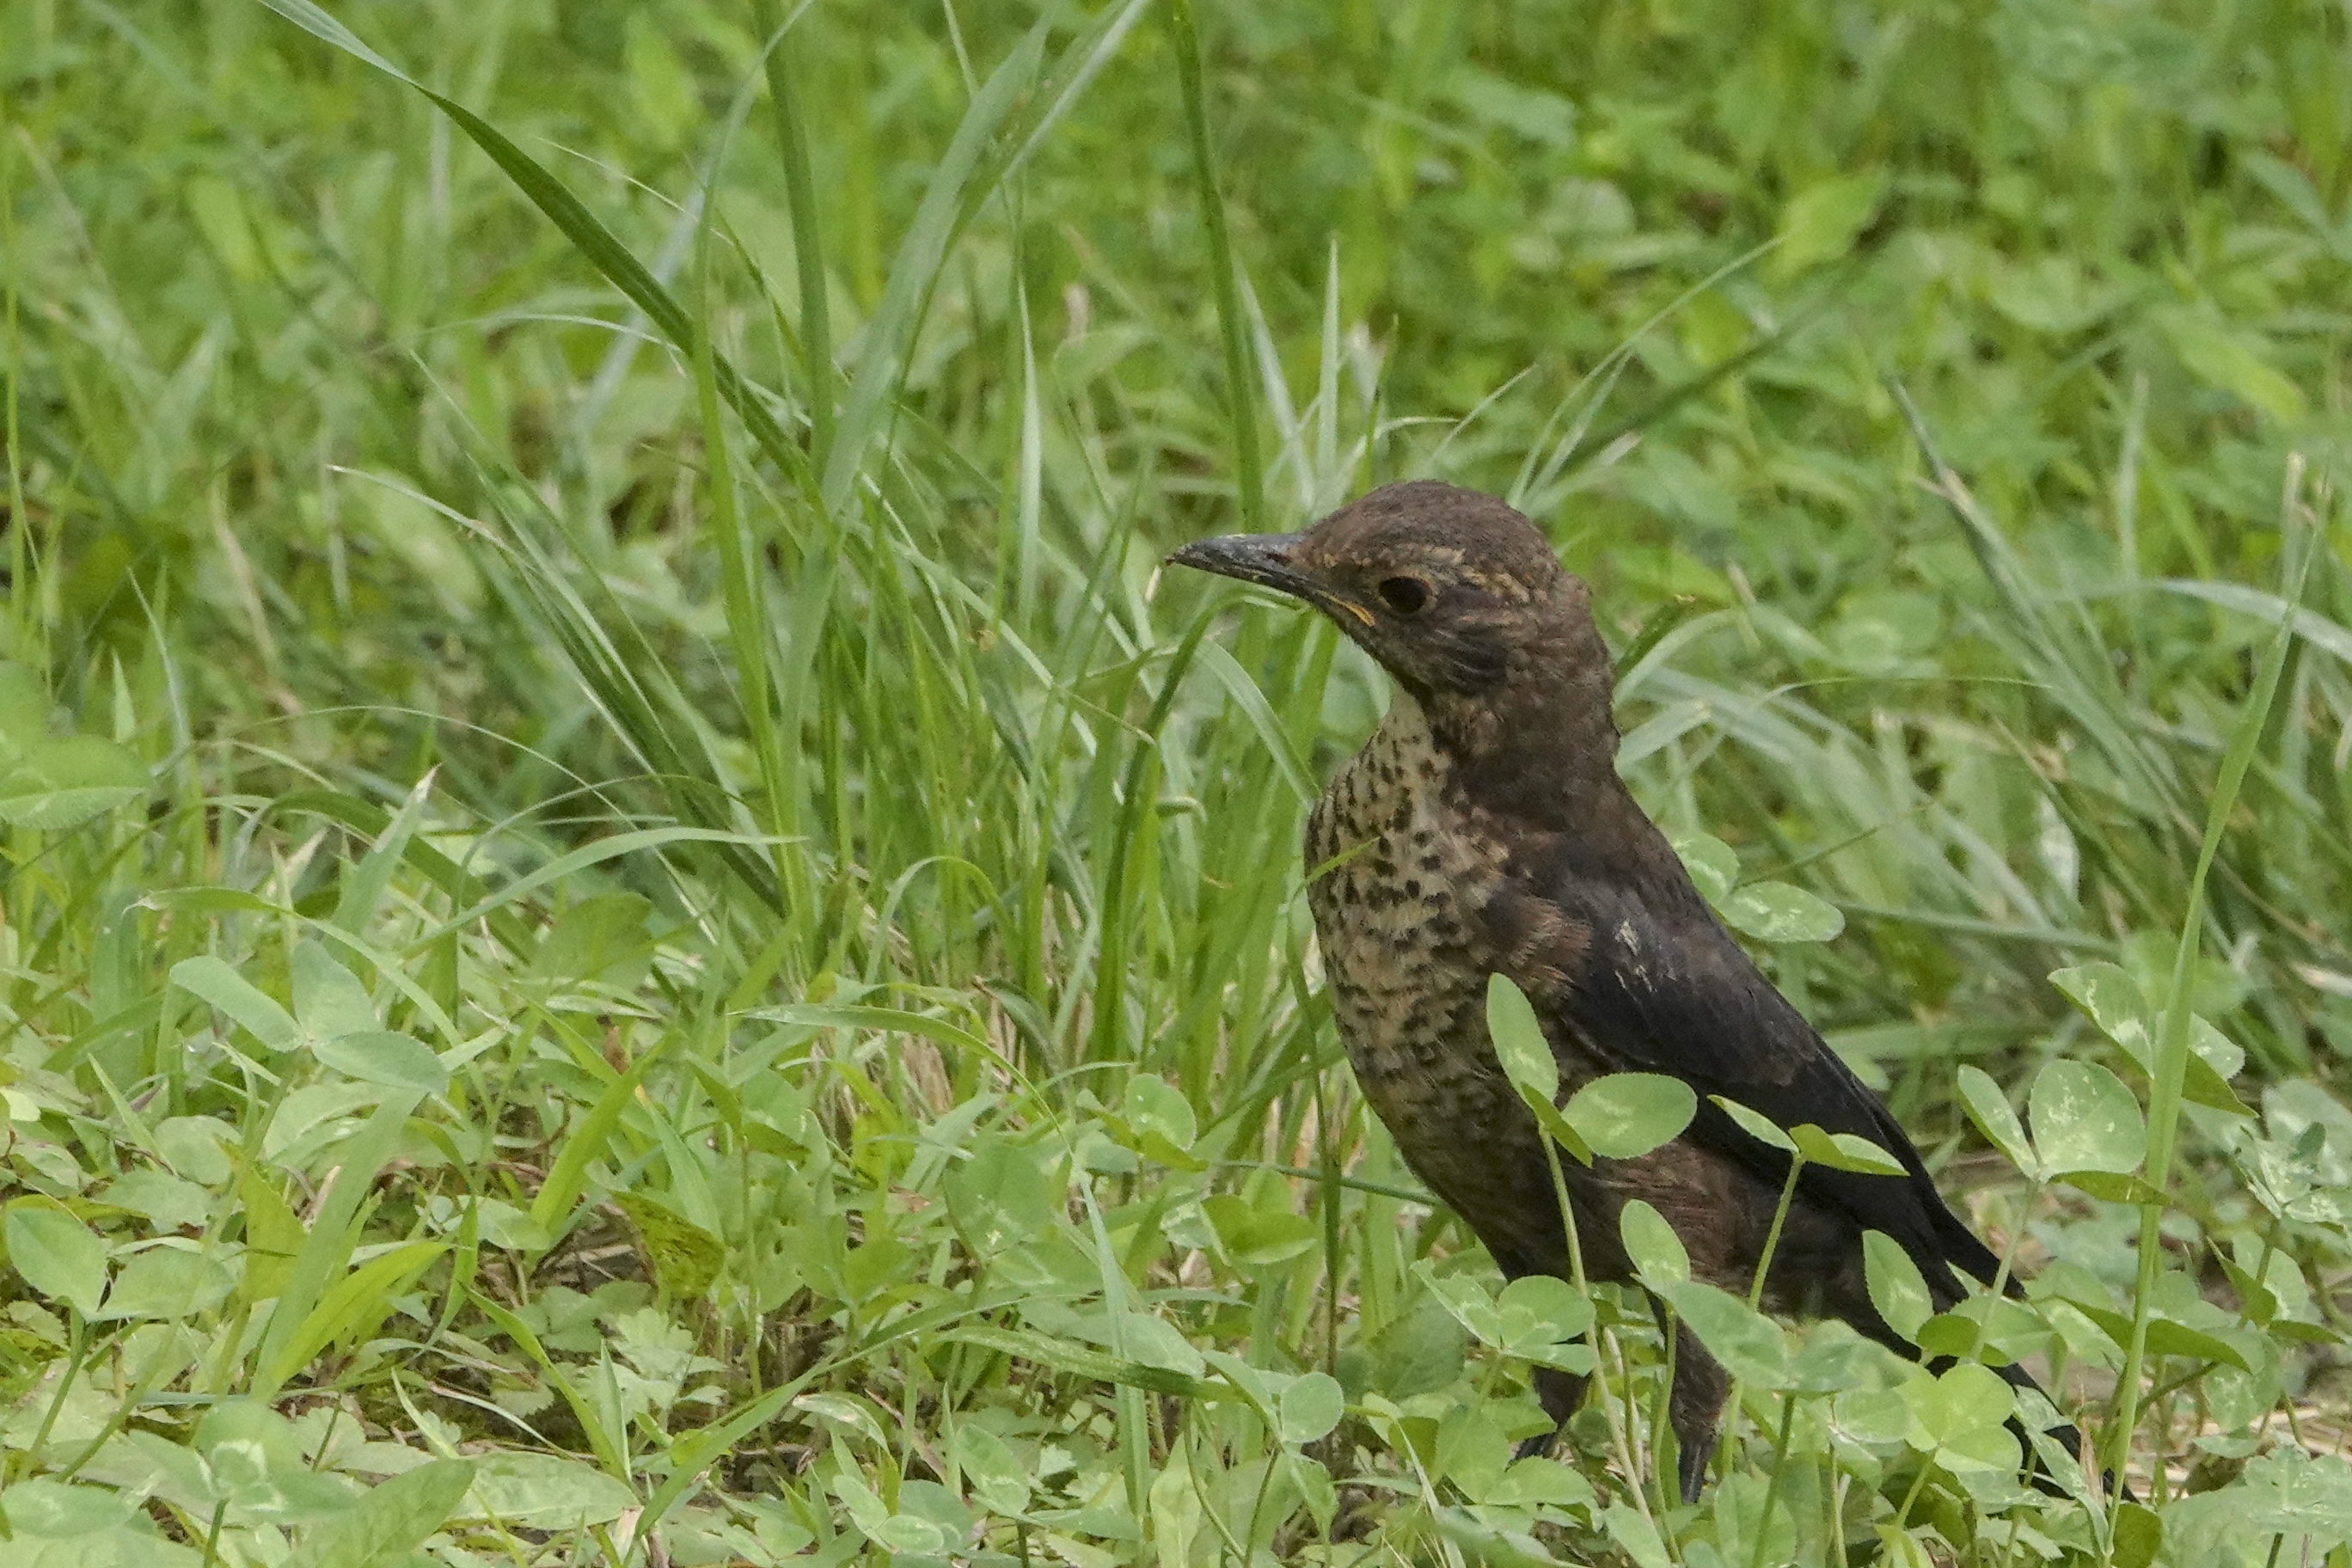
<box><xmin>1171</xmin><ymin>480</ymin><xmax>2080</xmax><ymax>1501</ymax></box>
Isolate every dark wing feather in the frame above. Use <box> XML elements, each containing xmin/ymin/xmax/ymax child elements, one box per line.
<box><xmin>1494</xmin><ymin>839</ymin><xmax>1999</xmax><ymax>1289</ymax></box>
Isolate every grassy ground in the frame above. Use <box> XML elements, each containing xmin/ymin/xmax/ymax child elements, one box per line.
<box><xmin>3</xmin><ymin>0</ymin><xmax>2351</xmax><ymax>1563</ymax></box>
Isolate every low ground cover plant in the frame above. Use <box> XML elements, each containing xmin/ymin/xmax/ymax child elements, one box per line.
<box><xmin>2</xmin><ymin>2</ymin><xmax>2349</xmax><ymax>1564</ymax></box>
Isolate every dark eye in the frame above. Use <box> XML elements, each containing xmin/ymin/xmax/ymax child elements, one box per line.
<box><xmin>1377</xmin><ymin>576</ymin><xmax>1429</xmax><ymax>615</ymax></box>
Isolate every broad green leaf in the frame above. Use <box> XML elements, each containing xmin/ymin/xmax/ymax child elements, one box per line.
<box><xmin>1489</xmin><ymin>1454</ymin><xmax>1597</xmax><ymax>1509</ymax></box>
<box><xmin>1117</xmin><ymin>1310</ymin><xmax>1206</xmax><ymax>1379</ymax></box>
<box><xmin>1771</xmin><ymin>171</ymin><xmax>1887</xmax><ymax>278</ymax></box>
<box><xmin>1565</xmin><ymin>1073</ymin><xmax>1695</xmax><ymax>1160</ymax></box>
<box><xmin>0</xmin><ymin>662</ymin><xmax>49</xmax><ymax>743</ymax></box>
<box><xmin>1659</xmin><ymin>1277</ymin><xmax>1789</xmax><ymax>1387</ymax></box>
<box><xmin>1862</xmin><ymin>1229</ymin><xmax>1932</xmax><ymax>1342</ymax></box>
<box><xmin>1790</xmin><ymin>1124</ymin><xmax>1905</xmax><ymax>1176</ymax></box>
<box><xmin>1671</xmin><ymin>832</ymin><xmax>1739</xmax><ymax>903</ymax></box>
<box><xmin>1204</xmin><ymin>1194</ymin><xmax>1317</xmax><ymax>1268</ymax></box>
<box><xmin>612</xmin><ymin>1194</ymin><xmax>724</xmax><ymax>1298</ymax></box>
<box><xmin>2112</xmin><ymin>1501</ymin><xmax>2164</xmax><ymax>1568</ymax></box>
<box><xmin>1278</xmin><ymin>1372</ymin><xmax>1344</xmax><ymax>1444</ymax></box>
<box><xmin>1485</xmin><ymin>972</ymin><xmax>1556</xmax><ymax>1102</ymax></box>
<box><xmin>0</xmin><ymin>1477</ymin><xmax>139</xmax><ymax>1538</ymax></box>
<box><xmin>2155</xmin><ymin>306</ymin><xmax>2307</xmax><ymax>422</ymax></box>
<box><xmin>1148</xmin><ymin>1448</ymin><xmax>1203</xmax><ymax>1568</ymax></box>
<box><xmin>291</xmin><ymin>941</ymin><xmax>377</xmax><ymax>1038</ymax></box>
<box><xmin>953</xmin><ymin>1424</ymin><xmax>1030</xmax><ymax>1516</ymax></box>
<box><xmin>0</xmin><ymin>734</ymin><xmax>147</xmax><ymax>829</ymax></box>
<box><xmin>1605</xmin><ymin>1501</ymin><xmax>1674</xmax><ymax>1568</ymax></box>
<box><xmin>1416</xmin><ymin>1263</ymin><xmax>1501</xmax><ymax>1351</ymax></box>
<box><xmin>314</xmin><ymin>1030</ymin><xmax>450</xmax><ymax>1093</ymax></box>
<box><xmin>171</xmin><ymin>956</ymin><xmax>302</xmax><ymax>1053</ymax></box>
<box><xmin>1712</xmin><ymin>1095</ymin><xmax>1796</xmax><ymax>1153</ymax></box>
<box><xmin>1619</xmin><ymin>1198</ymin><xmax>1689</xmax><ymax>1285</ymax></box>
<box><xmin>1494</xmin><ymin>1273</ymin><xmax>1596</xmax><ymax>1370</ymax></box>
<box><xmin>2061</xmin><ymin>1300</ymin><xmax>2252</xmax><ymax>1372</ymax></box>
<box><xmin>946</xmin><ymin>1136</ymin><xmax>1061</xmax><ymax>1251</ymax></box>
<box><xmin>4</xmin><ymin>1198</ymin><xmax>107</xmax><ymax>1316</ymax></box>
<box><xmin>1916</xmin><ymin>1361</ymin><xmax>2015</xmax><ymax>1439</ymax></box>
<box><xmin>2029</xmin><ymin>1059</ymin><xmax>2146</xmax><ymax>1175</ymax></box>
<box><xmin>1719</xmin><ymin>881</ymin><xmax>1846</xmax><ymax>944</ymax></box>
<box><xmin>282</xmin><ymin>1458</ymin><xmax>477</xmax><ymax>1568</ymax></box>
<box><xmin>2049</xmin><ymin>964</ymin><xmax>2250</xmax><ymax>1115</ymax></box>
<box><xmin>458</xmin><ymin>1450</ymin><xmax>638</xmax><ymax>1529</ymax></box>
<box><xmin>1784</xmin><ymin>1321</ymin><xmax>1883</xmax><ymax>1395</ymax></box>
<box><xmin>1364</xmin><ymin>1290</ymin><xmax>1467</xmax><ymax>1400</ymax></box>
<box><xmin>92</xmin><ymin>1246</ymin><xmax>232</xmax><ymax>1321</ymax></box>
<box><xmin>1957</xmin><ymin>1066</ymin><xmax>2038</xmax><ymax>1177</ymax></box>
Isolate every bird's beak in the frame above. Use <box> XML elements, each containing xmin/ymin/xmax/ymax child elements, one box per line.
<box><xmin>1167</xmin><ymin>531</ymin><xmax>1375</xmax><ymax>628</ymax></box>
<box><xmin>1171</xmin><ymin>533</ymin><xmax>1382</xmax><ymax>629</ymax></box>
<box><xmin>1167</xmin><ymin>531</ymin><xmax>1311</xmax><ymax>592</ymax></box>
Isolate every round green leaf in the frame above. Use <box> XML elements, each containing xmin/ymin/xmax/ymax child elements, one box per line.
<box><xmin>314</xmin><ymin>1030</ymin><xmax>450</xmax><ymax>1093</ymax></box>
<box><xmin>4</xmin><ymin>1198</ymin><xmax>107</xmax><ymax>1316</ymax></box>
<box><xmin>2029</xmin><ymin>1059</ymin><xmax>2146</xmax><ymax>1175</ymax></box>
<box><xmin>1790</xmin><ymin>1124</ymin><xmax>1906</xmax><ymax>1177</ymax></box>
<box><xmin>1496</xmin><ymin>1273</ymin><xmax>1596</xmax><ymax>1360</ymax></box>
<box><xmin>1619</xmin><ymin>1198</ymin><xmax>1689</xmax><ymax>1285</ymax></box>
<box><xmin>2113</xmin><ymin>1502</ymin><xmax>2163</xmax><ymax>1568</ymax></box>
<box><xmin>1485</xmin><ymin>973</ymin><xmax>1556</xmax><ymax>1102</ymax></box>
<box><xmin>1718</xmin><ymin>880</ymin><xmax>1846</xmax><ymax>944</ymax></box>
<box><xmin>1861</xmin><ymin>1229</ymin><xmax>1932</xmax><ymax>1343</ymax></box>
<box><xmin>1565</xmin><ymin>1073</ymin><xmax>1695</xmax><ymax>1161</ymax></box>
<box><xmin>1659</xmin><ymin>1278</ymin><xmax>1789</xmax><ymax>1388</ymax></box>
<box><xmin>1671</xmin><ymin>832</ymin><xmax>1739</xmax><ymax>903</ymax></box>
<box><xmin>1123</xmin><ymin>1073</ymin><xmax>1197</xmax><ymax>1154</ymax></box>
<box><xmin>1957</xmin><ymin>1066</ymin><xmax>2037</xmax><ymax>1177</ymax></box>
<box><xmin>0</xmin><ymin>735</ymin><xmax>147</xmax><ymax>829</ymax></box>
<box><xmin>1711</xmin><ymin>1095</ymin><xmax>1795</xmax><ymax>1154</ymax></box>
<box><xmin>1204</xmin><ymin>1194</ymin><xmax>1317</xmax><ymax>1268</ymax></box>
<box><xmin>952</xmin><ymin>1424</ymin><xmax>1030</xmax><ymax>1516</ymax></box>
<box><xmin>459</xmin><ymin>1452</ymin><xmax>636</xmax><ymax>1529</ymax></box>
<box><xmin>946</xmin><ymin>1136</ymin><xmax>1061</xmax><ymax>1252</ymax></box>
<box><xmin>93</xmin><ymin>1246</ymin><xmax>233</xmax><ymax>1321</ymax></box>
<box><xmin>611</xmin><ymin>1193</ymin><xmax>724</xmax><ymax>1298</ymax></box>
<box><xmin>1920</xmin><ymin>1361</ymin><xmax>2016</xmax><ymax>1439</ymax></box>
<box><xmin>1277</xmin><ymin>1371</ymin><xmax>1344</xmax><ymax>1445</ymax></box>
<box><xmin>291</xmin><ymin>941</ymin><xmax>378</xmax><ymax>1038</ymax></box>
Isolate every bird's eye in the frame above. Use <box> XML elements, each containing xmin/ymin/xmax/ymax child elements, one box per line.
<box><xmin>1377</xmin><ymin>576</ymin><xmax>1430</xmax><ymax>615</ymax></box>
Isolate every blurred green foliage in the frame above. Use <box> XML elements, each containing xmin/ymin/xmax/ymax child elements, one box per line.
<box><xmin>3</xmin><ymin>0</ymin><xmax>2350</xmax><ymax>1563</ymax></box>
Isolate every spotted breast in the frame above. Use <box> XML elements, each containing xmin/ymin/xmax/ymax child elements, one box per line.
<box><xmin>1303</xmin><ymin>690</ymin><xmax>1577</xmax><ymax>1275</ymax></box>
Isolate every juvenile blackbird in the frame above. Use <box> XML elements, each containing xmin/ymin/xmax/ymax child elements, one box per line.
<box><xmin>1171</xmin><ymin>480</ymin><xmax>2081</xmax><ymax>1502</ymax></box>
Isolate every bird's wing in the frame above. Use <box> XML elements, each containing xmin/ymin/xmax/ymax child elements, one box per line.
<box><xmin>1487</xmin><ymin>841</ymin><xmax>2000</xmax><ymax>1287</ymax></box>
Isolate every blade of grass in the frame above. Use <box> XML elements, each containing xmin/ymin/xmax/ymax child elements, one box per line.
<box><xmin>749</xmin><ymin>0</ymin><xmax>834</xmax><ymax>475</ymax></box>
<box><xmin>2105</xmin><ymin>456</ymin><xmax>2318</xmax><ymax>1485</ymax></box>
<box><xmin>251</xmin><ymin>0</ymin><xmax>817</xmax><ymax>499</ymax></box>
<box><xmin>1169</xmin><ymin>0</ymin><xmax>1264</xmax><ymax>531</ymax></box>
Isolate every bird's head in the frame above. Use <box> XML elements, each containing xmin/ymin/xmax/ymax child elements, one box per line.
<box><xmin>1169</xmin><ymin>481</ymin><xmax>1616</xmax><ymax>759</ymax></box>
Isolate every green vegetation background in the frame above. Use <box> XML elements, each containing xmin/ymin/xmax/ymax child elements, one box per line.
<box><xmin>2</xmin><ymin>0</ymin><xmax>2349</xmax><ymax>1564</ymax></box>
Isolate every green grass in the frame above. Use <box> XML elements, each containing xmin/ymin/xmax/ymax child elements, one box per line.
<box><xmin>3</xmin><ymin>1</ymin><xmax>2350</xmax><ymax>1564</ymax></box>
